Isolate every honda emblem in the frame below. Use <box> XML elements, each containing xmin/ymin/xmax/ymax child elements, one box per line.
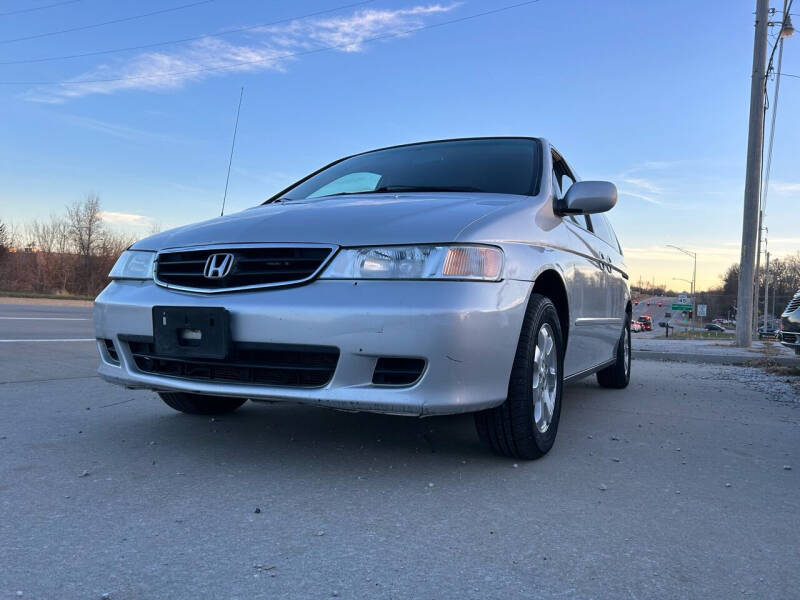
<box><xmin>203</xmin><ymin>253</ymin><xmax>234</xmax><ymax>279</ymax></box>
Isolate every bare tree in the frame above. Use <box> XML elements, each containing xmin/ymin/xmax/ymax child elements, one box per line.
<box><xmin>27</xmin><ymin>215</ymin><xmax>72</xmax><ymax>293</ymax></box>
<box><xmin>66</xmin><ymin>194</ymin><xmax>106</xmax><ymax>295</ymax></box>
<box><xmin>0</xmin><ymin>220</ymin><xmax>8</xmax><ymax>254</ymax></box>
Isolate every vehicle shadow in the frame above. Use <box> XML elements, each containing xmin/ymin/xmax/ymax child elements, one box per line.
<box><xmin>100</xmin><ymin>394</ymin><xmax>502</xmax><ymax>469</ymax></box>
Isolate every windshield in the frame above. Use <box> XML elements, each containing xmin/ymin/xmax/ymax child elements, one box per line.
<box><xmin>272</xmin><ymin>138</ymin><xmax>541</xmax><ymax>201</ymax></box>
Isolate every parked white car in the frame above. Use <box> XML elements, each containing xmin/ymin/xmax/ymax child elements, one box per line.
<box><xmin>95</xmin><ymin>137</ymin><xmax>631</xmax><ymax>459</ymax></box>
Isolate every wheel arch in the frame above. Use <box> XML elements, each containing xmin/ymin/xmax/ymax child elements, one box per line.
<box><xmin>530</xmin><ymin>269</ymin><xmax>570</xmax><ymax>351</ymax></box>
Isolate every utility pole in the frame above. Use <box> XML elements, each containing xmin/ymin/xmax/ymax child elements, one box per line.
<box><xmin>667</xmin><ymin>245</ymin><xmax>697</xmax><ymax>330</ymax></box>
<box><xmin>754</xmin><ymin>218</ymin><xmax>763</xmax><ymax>335</ymax></box>
<box><xmin>736</xmin><ymin>0</ymin><xmax>769</xmax><ymax>347</ymax></box>
<box><xmin>763</xmin><ymin>250</ymin><xmax>770</xmax><ymax>330</ymax></box>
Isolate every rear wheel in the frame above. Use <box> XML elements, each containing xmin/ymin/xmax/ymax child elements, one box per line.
<box><xmin>159</xmin><ymin>392</ymin><xmax>246</xmax><ymax>415</ymax></box>
<box><xmin>474</xmin><ymin>293</ymin><xmax>563</xmax><ymax>460</ymax></box>
<box><xmin>597</xmin><ymin>317</ymin><xmax>631</xmax><ymax>389</ymax></box>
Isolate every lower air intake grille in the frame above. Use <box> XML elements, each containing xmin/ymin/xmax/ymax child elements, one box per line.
<box><xmin>103</xmin><ymin>339</ymin><xmax>119</xmax><ymax>364</ymax></box>
<box><xmin>372</xmin><ymin>357</ymin><xmax>426</xmax><ymax>386</ymax></box>
<box><xmin>127</xmin><ymin>340</ymin><xmax>339</xmax><ymax>388</ymax></box>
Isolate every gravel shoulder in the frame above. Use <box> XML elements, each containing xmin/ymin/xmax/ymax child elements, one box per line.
<box><xmin>0</xmin><ymin>296</ymin><xmax>93</xmax><ymax>307</ymax></box>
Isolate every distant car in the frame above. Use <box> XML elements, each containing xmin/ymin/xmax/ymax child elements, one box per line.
<box><xmin>631</xmin><ymin>321</ymin><xmax>642</xmax><ymax>333</ymax></box>
<box><xmin>706</xmin><ymin>323</ymin><xmax>725</xmax><ymax>332</ymax></box>
<box><xmin>646</xmin><ymin>301</ymin><xmax>651</xmax><ymax>306</ymax></box>
<box><xmin>758</xmin><ymin>325</ymin><xmax>777</xmax><ymax>340</ymax></box>
<box><xmin>777</xmin><ymin>290</ymin><xmax>800</xmax><ymax>354</ymax></box>
<box><xmin>657</xmin><ymin>301</ymin><xmax>663</xmax><ymax>307</ymax></box>
<box><xmin>637</xmin><ymin>315</ymin><xmax>653</xmax><ymax>331</ymax></box>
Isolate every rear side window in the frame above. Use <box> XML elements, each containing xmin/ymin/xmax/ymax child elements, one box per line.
<box><xmin>588</xmin><ymin>214</ymin><xmax>622</xmax><ymax>253</ymax></box>
<box><xmin>568</xmin><ymin>214</ymin><xmax>590</xmax><ymax>231</ymax></box>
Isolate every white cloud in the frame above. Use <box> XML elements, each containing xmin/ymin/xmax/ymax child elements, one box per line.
<box><xmin>618</xmin><ymin>190</ymin><xmax>664</xmax><ymax>206</ymax></box>
<box><xmin>28</xmin><ymin>4</ymin><xmax>458</xmax><ymax>103</ymax></box>
<box><xmin>61</xmin><ymin>114</ymin><xmax>187</xmax><ymax>143</ymax></box>
<box><xmin>259</xmin><ymin>5</ymin><xmax>456</xmax><ymax>53</ymax></box>
<box><xmin>100</xmin><ymin>211</ymin><xmax>153</xmax><ymax>228</ymax></box>
<box><xmin>770</xmin><ymin>181</ymin><xmax>800</xmax><ymax>194</ymax></box>
<box><xmin>620</xmin><ymin>177</ymin><xmax>662</xmax><ymax>195</ymax></box>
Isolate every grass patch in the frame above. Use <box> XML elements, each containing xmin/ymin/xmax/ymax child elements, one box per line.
<box><xmin>0</xmin><ymin>290</ymin><xmax>94</xmax><ymax>302</ymax></box>
<box><xmin>667</xmin><ymin>330</ymin><xmax>735</xmax><ymax>340</ymax></box>
<box><xmin>767</xmin><ymin>365</ymin><xmax>800</xmax><ymax>377</ymax></box>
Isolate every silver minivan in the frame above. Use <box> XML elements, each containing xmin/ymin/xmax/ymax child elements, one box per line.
<box><xmin>95</xmin><ymin>137</ymin><xmax>631</xmax><ymax>459</ymax></box>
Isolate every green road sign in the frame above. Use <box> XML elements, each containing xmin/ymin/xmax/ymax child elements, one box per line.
<box><xmin>672</xmin><ymin>303</ymin><xmax>692</xmax><ymax>311</ymax></box>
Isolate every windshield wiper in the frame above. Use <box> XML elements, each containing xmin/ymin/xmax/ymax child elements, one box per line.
<box><xmin>274</xmin><ymin>185</ymin><xmax>487</xmax><ymax>201</ymax></box>
<box><xmin>372</xmin><ymin>185</ymin><xmax>485</xmax><ymax>193</ymax></box>
<box><xmin>311</xmin><ymin>185</ymin><xmax>485</xmax><ymax>198</ymax></box>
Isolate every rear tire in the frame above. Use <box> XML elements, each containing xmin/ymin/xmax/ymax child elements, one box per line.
<box><xmin>474</xmin><ymin>293</ymin><xmax>564</xmax><ymax>460</ymax></box>
<box><xmin>159</xmin><ymin>392</ymin><xmax>246</xmax><ymax>415</ymax></box>
<box><xmin>597</xmin><ymin>316</ymin><xmax>631</xmax><ymax>389</ymax></box>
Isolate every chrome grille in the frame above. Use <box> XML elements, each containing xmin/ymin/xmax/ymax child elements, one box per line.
<box><xmin>783</xmin><ymin>292</ymin><xmax>800</xmax><ymax>316</ymax></box>
<box><xmin>155</xmin><ymin>244</ymin><xmax>334</xmax><ymax>292</ymax></box>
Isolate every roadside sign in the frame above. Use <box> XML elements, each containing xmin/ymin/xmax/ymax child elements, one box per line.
<box><xmin>677</xmin><ymin>293</ymin><xmax>689</xmax><ymax>304</ymax></box>
<box><xmin>697</xmin><ymin>304</ymin><xmax>707</xmax><ymax>317</ymax></box>
<box><xmin>671</xmin><ymin>303</ymin><xmax>692</xmax><ymax>311</ymax></box>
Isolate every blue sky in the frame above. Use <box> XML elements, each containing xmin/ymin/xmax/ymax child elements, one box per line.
<box><xmin>1</xmin><ymin>0</ymin><xmax>798</xmax><ymax>289</ymax></box>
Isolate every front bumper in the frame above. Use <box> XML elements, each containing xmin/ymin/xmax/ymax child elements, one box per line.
<box><xmin>778</xmin><ymin>312</ymin><xmax>800</xmax><ymax>350</ymax></box>
<box><xmin>94</xmin><ymin>279</ymin><xmax>531</xmax><ymax>416</ymax></box>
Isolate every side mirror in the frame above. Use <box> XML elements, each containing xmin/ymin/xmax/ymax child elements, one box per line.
<box><xmin>559</xmin><ymin>181</ymin><xmax>617</xmax><ymax>215</ymax></box>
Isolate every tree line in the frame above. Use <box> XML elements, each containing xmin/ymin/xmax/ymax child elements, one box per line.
<box><xmin>0</xmin><ymin>195</ymin><xmax>134</xmax><ymax>298</ymax></box>
<box><xmin>2</xmin><ymin>200</ymin><xmax>799</xmax><ymax>309</ymax></box>
<box><xmin>696</xmin><ymin>255</ymin><xmax>800</xmax><ymax>321</ymax></box>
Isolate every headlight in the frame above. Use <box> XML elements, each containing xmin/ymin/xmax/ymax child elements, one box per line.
<box><xmin>108</xmin><ymin>250</ymin><xmax>155</xmax><ymax>280</ymax></box>
<box><xmin>320</xmin><ymin>245</ymin><xmax>503</xmax><ymax>281</ymax></box>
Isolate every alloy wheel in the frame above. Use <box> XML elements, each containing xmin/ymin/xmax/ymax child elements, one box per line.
<box><xmin>532</xmin><ymin>323</ymin><xmax>558</xmax><ymax>433</ymax></box>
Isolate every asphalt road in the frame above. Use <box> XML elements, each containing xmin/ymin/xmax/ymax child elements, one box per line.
<box><xmin>1</xmin><ymin>302</ymin><xmax>799</xmax><ymax>599</ymax></box>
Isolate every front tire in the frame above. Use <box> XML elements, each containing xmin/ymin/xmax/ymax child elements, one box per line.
<box><xmin>474</xmin><ymin>293</ymin><xmax>564</xmax><ymax>460</ymax></box>
<box><xmin>159</xmin><ymin>392</ymin><xmax>246</xmax><ymax>415</ymax></box>
<box><xmin>597</xmin><ymin>316</ymin><xmax>631</xmax><ymax>389</ymax></box>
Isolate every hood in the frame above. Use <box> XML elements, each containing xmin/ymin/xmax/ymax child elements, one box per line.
<box><xmin>131</xmin><ymin>193</ymin><xmax>526</xmax><ymax>250</ymax></box>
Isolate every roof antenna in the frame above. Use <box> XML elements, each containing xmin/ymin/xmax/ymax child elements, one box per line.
<box><xmin>220</xmin><ymin>86</ymin><xmax>244</xmax><ymax>217</ymax></box>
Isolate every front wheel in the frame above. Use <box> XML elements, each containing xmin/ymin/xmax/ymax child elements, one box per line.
<box><xmin>474</xmin><ymin>293</ymin><xmax>564</xmax><ymax>460</ymax></box>
<box><xmin>159</xmin><ymin>392</ymin><xmax>246</xmax><ymax>415</ymax></box>
<box><xmin>597</xmin><ymin>317</ymin><xmax>631</xmax><ymax>389</ymax></box>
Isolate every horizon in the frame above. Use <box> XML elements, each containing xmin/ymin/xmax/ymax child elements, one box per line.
<box><xmin>1</xmin><ymin>0</ymin><xmax>798</xmax><ymax>290</ymax></box>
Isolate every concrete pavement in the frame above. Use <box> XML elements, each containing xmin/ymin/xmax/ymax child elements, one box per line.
<box><xmin>1</xmin><ymin>302</ymin><xmax>799</xmax><ymax>599</ymax></box>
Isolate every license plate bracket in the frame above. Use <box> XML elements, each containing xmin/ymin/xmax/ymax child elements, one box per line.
<box><xmin>152</xmin><ymin>306</ymin><xmax>230</xmax><ymax>359</ymax></box>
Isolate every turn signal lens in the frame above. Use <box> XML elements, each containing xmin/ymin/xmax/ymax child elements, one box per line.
<box><xmin>442</xmin><ymin>247</ymin><xmax>503</xmax><ymax>279</ymax></box>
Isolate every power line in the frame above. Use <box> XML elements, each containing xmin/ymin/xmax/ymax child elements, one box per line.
<box><xmin>761</xmin><ymin>37</ymin><xmax>784</xmax><ymax>220</ymax></box>
<box><xmin>0</xmin><ymin>0</ymin><xmax>377</xmax><ymax>65</ymax></box>
<box><xmin>0</xmin><ymin>0</ymin><xmax>544</xmax><ymax>86</ymax></box>
<box><xmin>776</xmin><ymin>71</ymin><xmax>800</xmax><ymax>78</ymax></box>
<box><xmin>0</xmin><ymin>0</ymin><xmax>216</xmax><ymax>45</ymax></box>
<box><xmin>0</xmin><ymin>0</ymin><xmax>81</xmax><ymax>17</ymax></box>
<box><xmin>764</xmin><ymin>0</ymin><xmax>794</xmax><ymax>92</ymax></box>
